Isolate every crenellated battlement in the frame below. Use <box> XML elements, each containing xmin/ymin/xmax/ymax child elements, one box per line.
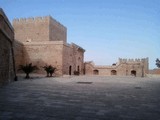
<box><xmin>119</xmin><ymin>58</ymin><xmax>148</xmax><ymax>63</ymax></box>
<box><xmin>13</xmin><ymin>15</ymin><xmax>67</xmax><ymax>42</ymax></box>
<box><xmin>13</xmin><ymin>16</ymin><xmax>50</xmax><ymax>22</ymax></box>
<box><xmin>13</xmin><ymin>16</ymin><xmax>66</xmax><ymax>31</ymax></box>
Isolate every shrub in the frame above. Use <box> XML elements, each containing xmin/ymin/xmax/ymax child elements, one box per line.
<box><xmin>43</xmin><ymin>65</ymin><xmax>56</xmax><ymax>77</ymax></box>
<box><xmin>19</xmin><ymin>63</ymin><xmax>38</xmax><ymax>79</ymax></box>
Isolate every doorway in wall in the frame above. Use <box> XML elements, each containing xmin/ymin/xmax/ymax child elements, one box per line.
<box><xmin>111</xmin><ymin>70</ymin><xmax>117</xmax><ymax>75</ymax></box>
<box><xmin>77</xmin><ymin>66</ymin><xmax>80</xmax><ymax>73</ymax></box>
<box><xmin>93</xmin><ymin>70</ymin><xmax>99</xmax><ymax>75</ymax></box>
<box><xmin>131</xmin><ymin>70</ymin><xmax>136</xmax><ymax>76</ymax></box>
<box><xmin>69</xmin><ymin>66</ymin><xmax>72</xmax><ymax>75</ymax></box>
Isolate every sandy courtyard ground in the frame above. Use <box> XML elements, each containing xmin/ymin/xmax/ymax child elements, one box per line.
<box><xmin>0</xmin><ymin>75</ymin><xmax>160</xmax><ymax>120</ymax></box>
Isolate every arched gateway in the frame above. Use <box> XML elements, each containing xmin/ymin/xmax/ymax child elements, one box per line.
<box><xmin>131</xmin><ymin>70</ymin><xmax>136</xmax><ymax>76</ymax></box>
<box><xmin>111</xmin><ymin>70</ymin><xmax>117</xmax><ymax>75</ymax></box>
<box><xmin>93</xmin><ymin>70</ymin><xmax>99</xmax><ymax>75</ymax></box>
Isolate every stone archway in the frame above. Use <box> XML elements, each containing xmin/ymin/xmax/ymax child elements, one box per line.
<box><xmin>131</xmin><ymin>70</ymin><xmax>136</xmax><ymax>76</ymax></box>
<box><xmin>93</xmin><ymin>70</ymin><xmax>99</xmax><ymax>75</ymax></box>
<box><xmin>111</xmin><ymin>70</ymin><xmax>117</xmax><ymax>75</ymax></box>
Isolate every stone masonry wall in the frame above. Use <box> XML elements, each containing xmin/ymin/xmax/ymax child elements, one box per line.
<box><xmin>84</xmin><ymin>62</ymin><xmax>95</xmax><ymax>75</ymax></box>
<box><xmin>119</xmin><ymin>58</ymin><xmax>149</xmax><ymax>74</ymax></box>
<box><xmin>72</xmin><ymin>44</ymin><xmax>85</xmax><ymax>75</ymax></box>
<box><xmin>62</xmin><ymin>43</ymin><xmax>85</xmax><ymax>75</ymax></box>
<box><xmin>13</xmin><ymin>41</ymin><xmax>24</xmax><ymax>71</ymax></box>
<box><xmin>149</xmin><ymin>69</ymin><xmax>160</xmax><ymax>74</ymax></box>
<box><xmin>0</xmin><ymin>9</ymin><xmax>15</xmax><ymax>86</ymax></box>
<box><xmin>21</xmin><ymin>41</ymin><xmax>64</xmax><ymax>75</ymax></box>
<box><xmin>13</xmin><ymin>17</ymin><xmax>50</xmax><ymax>42</ymax></box>
<box><xmin>13</xmin><ymin>15</ymin><xmax>84</xmax><ymax>76</ymax></box>
<box><xmin>85</xmin><ymin>58</ymin><xmax>148</xmax><ymax>77</ymax></box>
<box><xmin>62</xmin><ymin>44</ymin><xmax>75</xmax><ymax>75</ymax></box>
<box><xmin>49</xmin><ymin>16</ymin><xmax>67</xmax><ymax>42</ymax></box>
<box><xmin>13</xmin><ymin>16</ymin><xmax>67</xmax><ymax>43</ymax></box>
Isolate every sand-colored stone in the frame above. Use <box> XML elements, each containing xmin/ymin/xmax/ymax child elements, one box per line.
<box><xmin>149</xmin><ymin>68</ymin><xmax>160</xmax><ymax>74</ymax></box>
<box><xmin>85</xmin><ymin>58</ymin><xmax>149</xmax><ymax>77</ymax></box>
<box><xmin>13</xmin><ymin>15</ymin><xmax>149</xmax><ymax>77</ymax></box>
<box><xmin>0</xmin><ymin>8</ymin><xmax>16</xmax><ymax>86</ymax></box>
<box><xmin>13</xmin><ymin>16</ymin><xmax>85</xmax><ymax>75</ymax></box>
<box><xmin>13</xmin><ymin>16</ymin><xmax>66</xmax><ymax>42</ymax></box>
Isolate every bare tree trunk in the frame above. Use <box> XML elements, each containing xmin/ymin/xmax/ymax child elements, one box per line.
<box><xmin>25</xmin><ymin>73</ymin><xmax>30</xmax><ymax>79</ymax></box>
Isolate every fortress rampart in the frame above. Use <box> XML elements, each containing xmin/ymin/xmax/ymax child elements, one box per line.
<box><xmin>13</xmin><ymin>16</ymin><xmax>67</xmax><ymax>42</ymax></box>
<box><xmin>85</xmin><ymin>58</ymin><xmax>149</xmax><ymax>77</ymax></box>
<box><xmin>119</xmin><ymin>58</ymin><xmax>148</xmax><ymax>63</ymax></box>
<box><xmin>0</xmin><ymin>8</ymin><xmax>16</xmax><ymax>86</ymax></box>
<box><xmin>13</xmin><ymin>15</ymin><xmax>84</xmax><ymax>75</ymax></box>
<box><xmin>13</xmin><ymin>16</ymin><xmax>66</xmax><ymax>31</ymax></box>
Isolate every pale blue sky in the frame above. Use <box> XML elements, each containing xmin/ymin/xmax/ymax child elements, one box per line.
<box><xmin>1</xmin><ymin>0</ymin><xmax>160</xmax><ymax>69</ymax></box>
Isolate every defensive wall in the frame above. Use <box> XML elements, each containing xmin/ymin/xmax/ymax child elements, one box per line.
<box><xmin>14</xmin><ymin>41</ymin><xmax>85</xmax><ymax>75</ymax></box>
<box><xmin>0</xmin><ymin>8</ymin><xmax>16</xmax><ymax>86</ymax></box>
<box><xmin>62</xmin><ymin>43</ymin><xmax>85</xmax><ymax>75</ymax></box>
<box><xmin>13</xmin><ymin>16</ymin><xmax>85</xmax><ymax>76</ymax></box>
<box><xmin>149</xmin><ymin>69</ymin><xmax>160</xmax><ymax>75</ymax></box>
<box><xmin>13</xmin><ymin>16</ymin><xmax>67</xmax><ymax>43</ymax></box>
<box><xmin>12</xmin><ymin>14</ymin><xmax>149</xmax><ymax>77</ymax></box>
<box><xmin>85</xmin><ymin>58</ymin><xmax>149</xmax><ymax>77</ymax></box>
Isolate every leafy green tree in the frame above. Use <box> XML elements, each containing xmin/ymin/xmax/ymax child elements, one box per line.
<box><xmin>156</xmin><ymin>58</ymin><xmax>160</xmax><ymax>68</ymax></box>
<box><xmin>19</xmin><ymin>63</ymin><xmax>38</xmax><ymax>79</ymax></box>
<box><xmin>43</xmin><ymin>65</ymin><xmax>56</xmax><ymax>77</ymax></box>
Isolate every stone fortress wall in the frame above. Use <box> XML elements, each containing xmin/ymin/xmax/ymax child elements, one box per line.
<box><xmin>0</xmin><ymin>8</ymin><xmax>16</xmax><ymax>86</ymax></box>
<box><xmin>62</xmin><ymin>43</ymin><xmax>85</xmax><ymax>75</ymax></box>
<box><xmin>0</xmin><ymin>8</ymin><xmax>153</xmax><ymax>87</ymax></box>
<box><xmin>49</xmin><ymin>16</ymin><xmax>67</xmax><ymax>42</ymax></box>
<box><xmin>85</xmin><ymin>58</ymin><xmax>149</xmax><ymax>77</ymax></box>
<box><xmin>149</xmin><ymin>69</ymin><xmax>160</xmax><ymax>75</ymax></box>
<box><xmin>13</xmin><ymin>16</ymin><xmax>66</xmax><ymax>42</ymax></box>
<box><xmin>13</xmin><ymin>15</ymin><xmax>149</xmax><ymax>77</ymax></box>
<box><xmin>13</xmin><ymin>16</ymin><xmax>85</xmax><ymax>75</ymax></box>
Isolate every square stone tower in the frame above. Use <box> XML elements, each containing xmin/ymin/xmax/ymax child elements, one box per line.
<box><xmin>13</xmin><ymin>16</ymin><xmax>85</xmax><ymax>76</ymax></box>
<box><xmin>13</xmin><ymin>16</ymin><xmax>67</xmax><ymax>42</ymax></box>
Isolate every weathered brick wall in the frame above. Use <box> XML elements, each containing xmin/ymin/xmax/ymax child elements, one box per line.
<box><xmin>0</xmin><ymin>9</ymin><xmax>15</xmax><ymax>86</ymax></box>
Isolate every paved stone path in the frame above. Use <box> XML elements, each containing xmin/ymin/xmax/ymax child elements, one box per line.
<box><xmin>0</xmin><ymin>75</ymin><xmax>160</xmax><ymax>120</ymax></box>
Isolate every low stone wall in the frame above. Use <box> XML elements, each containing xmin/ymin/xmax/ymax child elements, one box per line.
<box><xmin>149</xmin><ymin>69</ymin><xmax>160</xmax><ymax>75</ymax></box>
